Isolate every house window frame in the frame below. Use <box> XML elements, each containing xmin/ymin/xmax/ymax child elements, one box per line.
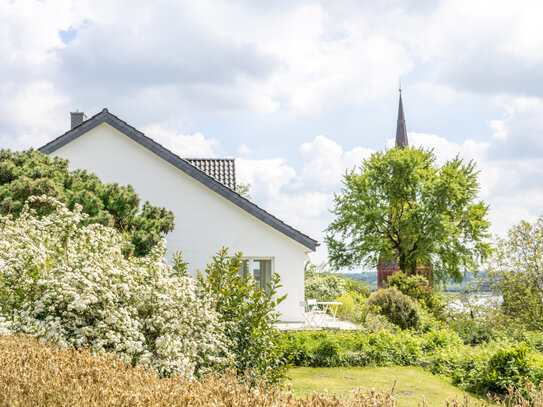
<box><xmin>239</xmin><ymin>257</ymin><xmax>275</xmax><ymax>293</ymax></box>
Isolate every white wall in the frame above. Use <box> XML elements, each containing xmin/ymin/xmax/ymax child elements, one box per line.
<box><xmin>50</xmin><ymin>123</ymin><xmax>309</xmax><ymax>321</ymax></box>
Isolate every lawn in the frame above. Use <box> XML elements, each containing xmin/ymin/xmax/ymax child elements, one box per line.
<box><xmin>288</xmin><ymin>366</ymin><xmax>489</xmax><ymax>407</ymax></box>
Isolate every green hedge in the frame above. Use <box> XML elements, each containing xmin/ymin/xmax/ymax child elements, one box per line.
<box><xmin>280</xmin><ymin>330</ymin><xmax>543</xmax><ymax>396</ymax></box>
<box><xmin>280</xmin><ymin>329</ymin><xmax>462</xmax><ymax>368</ymax></box>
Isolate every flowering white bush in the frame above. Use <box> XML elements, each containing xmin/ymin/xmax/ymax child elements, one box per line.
<box><xmin>0</xmin><ymin>195</ymin><xmax>230</xmax><ymax>377</ymax></box>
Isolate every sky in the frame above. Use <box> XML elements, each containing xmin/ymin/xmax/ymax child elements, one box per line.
<box><xmin>1</xmin><ymin>0</ymin><xmax>542</xmax><ymax>266</ymax></box>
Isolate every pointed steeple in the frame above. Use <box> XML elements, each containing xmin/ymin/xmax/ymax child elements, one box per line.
<box><xmin>395</xmin><ymin>89</ymin><xmax>408</xmax><ymax>149</ymax></box>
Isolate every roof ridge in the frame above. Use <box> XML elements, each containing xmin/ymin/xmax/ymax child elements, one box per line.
<box><xmin>38</xmin><ymin>110</ymin><xmax>317</xmax><ymax>251</ymax></box>
<box><xmin>185</xmin><ymin>158</ymin><xmax>235</xmax><ymax>161</ymax></box>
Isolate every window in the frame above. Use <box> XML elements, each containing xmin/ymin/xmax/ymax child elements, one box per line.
<box><xmin>239</xmin><ymin>258</ymin><xmax>273</xmax><ymax>293</ymax></box>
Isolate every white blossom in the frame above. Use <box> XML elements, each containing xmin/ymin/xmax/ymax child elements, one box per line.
<box><xmin>0</xmin><ymin>195</ymin><xmax>230</xmax><ymax>377</ymax></box>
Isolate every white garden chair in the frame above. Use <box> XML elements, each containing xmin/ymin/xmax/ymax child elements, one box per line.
<box><xmin>299</xmin><ymin>299</ymin><xmax>326</xmax><ymax>328</ymax></box>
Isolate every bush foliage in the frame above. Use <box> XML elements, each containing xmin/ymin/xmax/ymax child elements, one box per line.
<box><xmin>0</xmin><ymin>196</ymin><xmax>228</xmax><ymax>377</ymax></box>
<box><xmin>487</xmin><ymin>216</ymin><xmax>543</xmax><ymax>331</ymax></box>
<box><xmin>387</xmin><ymin>272</ymin><xmax>445</xmax><ymax>319</ymax></box>
<box><xmin>367</xmin><ymin>287</ymin><xmax>421</xmax><ymax>330</ymax></box>
<box><xmin>304</xmin><ymin>272</ymin><xmax>346</xmax><ymax>302</ymax></box>
<box><xmin>198</xmin><ymin>249</ymin><xmax>288</xmax><ymax>385</ymax></box>
<box><xmin>0</xmin><ymin>149</ymin><xmax>174</xmax><ymax>256</ymax></box>
<box><xmin>281</xmin><ymin>329</ymin><xmax>543</xmax><ymax>396</ymax></box>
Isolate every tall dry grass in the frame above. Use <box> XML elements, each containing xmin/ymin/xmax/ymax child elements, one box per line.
<box><xmin>1</xmin><ymin>334</ymin><xmax>541</xmax><ymax>407</ymax></box>
<box><xmin>0</xmin><ymin>334</ymin><xmax>397</xmax><ymax>407</ymax></box>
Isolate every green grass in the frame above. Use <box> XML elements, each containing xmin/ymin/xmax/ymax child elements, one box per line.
<box><xmin>287</xmin><ymin>366</ymin><xmax>489</xmax><ymax>407</ymax></box>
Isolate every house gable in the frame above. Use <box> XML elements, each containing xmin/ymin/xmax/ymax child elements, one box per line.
<box><xmin>39</xmin><ymin>109</ymin><xmax>317</xmax><ymax>252</ymax></box>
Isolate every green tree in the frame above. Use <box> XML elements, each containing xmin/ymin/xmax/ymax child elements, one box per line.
<box><xmin>326</xmin><ymin>147</ymin><xmax>491</xmax><ymax>284</ymax></box>
<box><xmin>0</xmin><ymin>149</ymin><xmax>174</xmax><ymax>256</ymax></box>
<box><xmin>488</xmin><ymin>216</ymin><xmax>543</xmax><ymax>330</ymax></box>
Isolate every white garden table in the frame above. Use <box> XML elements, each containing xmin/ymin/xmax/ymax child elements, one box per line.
<box><xmin>316</xmin><ymin>301</ymin><xmax>342</xmax><ymax>319</ymax></box>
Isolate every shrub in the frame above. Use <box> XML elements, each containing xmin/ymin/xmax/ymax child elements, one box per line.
<box><xmin>305</xmin><ymin>272</ymin><xmax>346</xmax><ymax>301</ymax></box>
<box><xmin>279</xmin><ymin>329</ymin><xmax>461</xmax><ymax>368</ymax></box>
<box><xmin>450</xmin><ymin>320</ymin><xmax>497</xmax><ymax>345</ymax></box>
<box><xmin>0</xmin><ymin>196</ymin><xmax>228</xmax><ymax>377</ymax></box>
<box><xmin>450</xmin><ymin>344</ymin><xmax>543</xmax><ymax>396</ymax></box>
<box><xmin>313</xmin><ymin>337</ymin><xmax>342</xmax><ymax>367</ymax></box>
<box><xmin>197</xmin><ymin>248</ymin><xmax>287</xmax><ymax>385</ymax></box>
<box><xmin>279</xmin><ymin>329</ymin><xmax>543</xmax><ymax>397</ymax></box>
<box><xmin>0</xmin><ymin>149</ymin><xmax>174</xmax><ymax>256</ymax></box>
<box><xmin>342</xmin><ymin>278</ymin><xmax>371</xmax><ymax>297</ymax></box>
<box><xmin>334</xmin><ymin>291</ymin><xmax>370</xmax><ymax>324</ymax></box>
<box><xmin>387</xmin><ymin>271</ymin><xmax>445</xmax><ymax>319</ymax></box>
<box><xmin>508</xmin><ymin>330</ymin><xmax>543</xmax><ymax>354</ymax></box>
<box><xmin>368</xmin><ymin>287</ymin><xmax>421</xmax><ymax>330</ymax></box>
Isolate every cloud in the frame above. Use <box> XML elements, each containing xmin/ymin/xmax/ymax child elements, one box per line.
<box><xmin>0</xmin><ymin>0</ymin><xmax>77</xmax><ymax>149</ymax></box>
<box><xmin>236</xmin><ymin>158</ymin><xmax>296</xmax><ymax>200</ymax></box>
<box><xmin>57</xmin><ymin>4</ymin><xmax>279</xmax><ymax>102</ymax></box>
<box><xmin>237</xmin><ymin>135</ymin><xmax>375</xmax><ymax>264</ymax></box>
<box><xmin>487</xmin><ymin>97</ymin><xmax>543</xmax><ymax>160</ymax></box>
<box><xmin>140</xmin><ymin>124</ymin><xmax>221</xmax><ymax>158</ymax></box>
<box><xmin>293</xmin><ymin>135</ymin><xmax>372</xmax><ymax>192</ymax></box>
<box><xmin>415</xmin><ymin>0</ymin><xmax>543</xmax><ymax>98</ymax></box>
<box><xmin>403</xmin><ymin>130</ymin><xmax>542</xmax><ymax>235</ymax></box>
<box><xmin>1</xmin><ymin>0</ymin><xmax>542</xmax><ymax>261</ymax></box>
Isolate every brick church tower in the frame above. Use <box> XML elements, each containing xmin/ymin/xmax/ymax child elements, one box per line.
<box><xmin>377</xmin><ymin>89</ymin><xmax>430</xmax><ymax>288</ymax></box>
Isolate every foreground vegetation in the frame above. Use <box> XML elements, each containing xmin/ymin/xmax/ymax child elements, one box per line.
<box><xmin>0</xmin><ymin>334</ymin><xmax>398</xmax><ymax>407</ymax></box>
<box><xmin>302</xmin><ymin>220</ymin><xmax>543</xmax><ymax>398</ymax></box>
<box><xmin>281</xmin><ymin>329</ymin><xmax>543</xmax><ymax>397</ymax></box>
<box><xmin>0</xmin><ymin>196</ymin><xmax>287</xmax><ymax>383</ymax></box>
<box><xmin>288</xmin><ymin>366</ymin><xmax>487</xmax><ymax>407</ymax></box>
<box><xmin>5</xmin><ymin>334</ymin><xmax>543</xmax><ymax>407</ymax></box>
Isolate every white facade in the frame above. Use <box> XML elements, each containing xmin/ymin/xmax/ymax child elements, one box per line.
<box><xmin>49</xmin><ymin>121</ymin><xmax>312</xmax><ymax>321</ymax></box>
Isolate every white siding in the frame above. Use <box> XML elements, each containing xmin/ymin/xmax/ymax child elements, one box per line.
<box><xmin>50</xmin><ymin>123</ymin><xmax>308</xmax><ymax>321</ymax></box>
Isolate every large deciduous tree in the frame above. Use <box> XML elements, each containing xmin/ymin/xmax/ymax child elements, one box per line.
<box><xmin>0</xmin><ymin>149</ymin><xmax>174</xmax><ymax>256</ymax></box>
<box><xmin>488</xmin><ymin>216</ymin><xmax>543</xmax><ymax>330</ymax></box>
<box><xmin>326</xmin><ymin>147</ymin><xmax>491</xmax><ymax>284</ymax></box>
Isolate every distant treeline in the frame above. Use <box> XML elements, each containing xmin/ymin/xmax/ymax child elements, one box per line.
<box><xmin>338</xmin><ymin>271</ymin><xmax>492</xmax><ymax>292</ymax></box>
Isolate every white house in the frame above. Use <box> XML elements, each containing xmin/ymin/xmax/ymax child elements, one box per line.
<box><xmin>39</xmin><ymin>109</ymin><xmax>317</xmax><ymax>321</ymax></box>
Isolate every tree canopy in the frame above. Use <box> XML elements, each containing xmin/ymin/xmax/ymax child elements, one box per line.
<box><xmin>488</xmin><ymin>216</ymin><xmax>543</xmax><ymax>330</ymax></box>
<box><xmin>326</xmin><ymin>147</ymin><xmax>491</xmax><ymax>284</ymax></box>
<box><xmin>0</xmin><ymin>149</ymin><xmax>174</xmax><ymax>256</ymax></box>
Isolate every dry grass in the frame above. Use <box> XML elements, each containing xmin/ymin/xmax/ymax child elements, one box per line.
<box><xmin>1</xmin><ymin>334</ymin><xmax>541</xmax><ymax>407</ymax></box>
<box><xmin>0</xmin><ymin>334</ymin><xmax>397</xmax><ymax>407</ymax></box>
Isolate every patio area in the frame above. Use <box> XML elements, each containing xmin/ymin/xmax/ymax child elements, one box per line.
<box><xmin>275</xmin><ymin>314</ymin><xmax>360</xmax><ymax>331</ymax></box>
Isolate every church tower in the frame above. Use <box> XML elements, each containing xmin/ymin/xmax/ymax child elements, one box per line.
<box><xmin>377</xmin><ymin>89</ymin><xmax>431</xmax><ymax>288</ymax></box>
<box><xmin>376</xmin><ymin>89</ymin><xmax>407</xmax><ymax>288</ymax></box>
<box><xmin>395</xmin><ymin>90</ymin><xmax>408</xmax><ymax>149</ymax></box>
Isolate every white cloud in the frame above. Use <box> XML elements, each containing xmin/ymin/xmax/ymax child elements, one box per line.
<box><xmin>1</xmin><ymin>0</ymin><xmax>542</xmax><ymax>266</ymax></box>
<box><xmin>237</xmin><ymin>143</ymin><xmax>253</xmax><ymax>157</ymax></box>
<box><xmin>140</xmin><ymin>124</ymin><xmax>221</xmax><ymax>158</ymax></box>
<box><xmin>0</xmin><ymin>0</ymin><xmax>78</xmax><ymax>149</ymax></box>
<box><xmin>294</xmin><ymin>136</ymin><xmax>372</xmax><ymax>192</ymax></box>
<box><xmin>236</xmin><ymin>158</ymin><xmax>296</xmax><ymax>199</ymax></box>
<box><xmin>237</xmin><ymin>135</ymin><xmax>375</xmax><ymax>264</ymax></box>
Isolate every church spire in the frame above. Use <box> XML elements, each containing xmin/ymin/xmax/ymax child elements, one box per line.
<box><xmin>395</xmin><ymin>87</ymin><xmax>408</xmax><ymax>149</ymax></box>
